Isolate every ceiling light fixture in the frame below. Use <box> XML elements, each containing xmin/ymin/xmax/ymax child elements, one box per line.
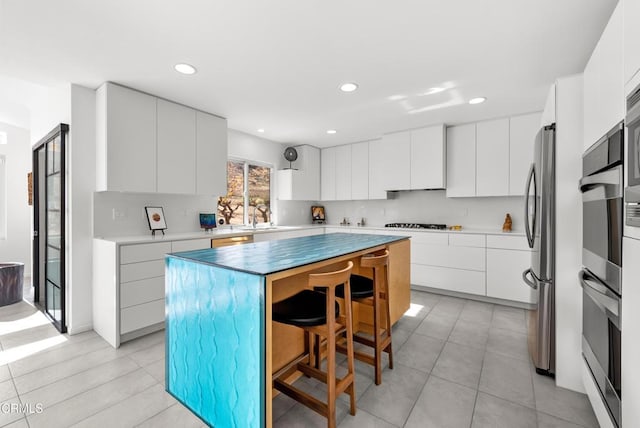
<box><xmin>174</xmin><ymin>63</ymin><xmax>197</xmax><ymax>75</ymax></box>
<box><xmin>339</xmin><ymin>82</ymin><xmax>358</xmax><ymax>93</ymax></box>
<box><xmin>257</xmin><ymin>129</ymin><xmax>265</xmax><ymax>133</ymax></box>
<box><xmin>426</xmin><ymin>87</ymin><xmax>446</xmax><ymax>95</ymax></box>
<box><xmin>469</xmin><ymin>97</ymin><xmax>487</xmax><ymax>105</ymax></box>
<box><xmin>326</xmin><ymin>129</ymin><xmax>337</xmax><ymax>134</ymax></box>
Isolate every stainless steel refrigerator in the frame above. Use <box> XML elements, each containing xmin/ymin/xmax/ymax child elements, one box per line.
<box><xmin>522</xmin><ymin>124</ymin><xmax>555</xmax><ymax>376</ymax></box>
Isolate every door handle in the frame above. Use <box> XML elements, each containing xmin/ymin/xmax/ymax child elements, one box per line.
<box><xmin>523</xmin><ymin>164</ymin><xmax>536</xmax><ymax>249</ymax></box>
<box><xmin>522</xmin><ymin>268</ymin><xmax>538</xmax><ymax>290</ymax></box>
<box><xmin>578</xmin><ymin>166</ymin><xmax>622</xmax><ymax>195</ymax></box>
<box><xmin>579</xmin><ymin>270</ymin><xmax>620</xmax><ymax>327</ymax></box>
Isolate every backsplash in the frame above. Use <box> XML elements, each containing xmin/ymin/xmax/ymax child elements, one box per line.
<box><xmin>317</xmin><ymin>190</ymin><xmax>525</xmax><ymax>232</ymax></box>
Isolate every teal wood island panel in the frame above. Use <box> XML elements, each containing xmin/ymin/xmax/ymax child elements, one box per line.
<box><xmin>165</xmin><ymin>256</ymin><xmax>264</xmax><ymax>428</ymax></box>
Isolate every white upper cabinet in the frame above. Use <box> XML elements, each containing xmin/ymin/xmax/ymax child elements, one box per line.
<box><xmin>446</xmin><ymin>123</ymin><xmax>476</xmax><ymax>197</ymax></box>
<box><xmin>96</xmin><ymin>82</ymin><xmax>157</xmax><ymax>193</ymax></box>
<box><xmin>335</xmin><ymin>145</ymin><xmax>352</xmax><ymax>200</ymax></box>
<box><xmin>157</xmin><ymin>99</ymin><xmax>196</xmax><ymax>194</ymax></box>
<box><xmin>410</xmin><ymin>125</ymin><xmax>446</xmax><ymax>189</ymax></box>
<box><xmin>196</xmin><ymin>111</ymin><xmax>227</xmax><ymax>196</ymax></box>
<box><xmin>279</xmin><ymin>145</ymin><xmax>320</xmax><ymax>201</ymax></box>
<box><xmin>379</xmin><ymin>131</ymin><xmax>411</xmax><ymax>191</ymax></box>
<box><xmin>509</xmin><ymin>113</ymin><xmax>541</xmax><ymax>196</ymax></box>
<box><xmin>625</xmin><ymin>0</ymin><xmax>640</xmax><ymax>85</ymax></box>
<box><xmin>368</xmin><ymin>139</ymin><xmax>389</xmax><ymax>199</ymax></box>
<box><xmin>584</xmin><ymin>2</ymin><xmax>624</xmax><ymax>148</ymax></box>
<box><xmin>96</xmin><ymin>82</ymin><xmax>228</xmax><ymax>195</ymax></box>
<box><xmin>321</xmin><ymin>146</ymin><xmax>336</xmax><ymax>200</ymax></box>
<box><xmin>476</xmin><ymin>118</ymin><xmax>509</xmax><ymax>196</ymax></box>
<box><xmin>351</xmin><ymin>142</ymin><xmax>369</xmax><ymax>200</ymax></box>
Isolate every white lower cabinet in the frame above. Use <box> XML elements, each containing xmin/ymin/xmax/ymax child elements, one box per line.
<box><xmin>93</xmin><ymin>237</ymin><xmax>212</xmax><ymax>348</ymax></box>
<box><xmin>486</xmin><ymin>249</ymin><xmax>535</xmax><ymax>303</ymax></box>
<box><xmin>412</xmin><ymin>264</ymin><xmax>486</xmax><ymax>296</ymax></box>
<box><xmin>253</xmin><ymin>228</ymin><xmax>324</xmax><ymax>242</ymax></box>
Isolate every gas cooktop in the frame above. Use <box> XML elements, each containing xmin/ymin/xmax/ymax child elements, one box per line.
<box><xmin>384</xmin><ymin>223</ymin><xmax>447</xmax><ymax>230</ymax></box>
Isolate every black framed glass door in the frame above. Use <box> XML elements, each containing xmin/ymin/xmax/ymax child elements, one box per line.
<box><xmin>32</xmin><ymin>124</ymin><xmax>68</xmax><ymax>333</ymax></box>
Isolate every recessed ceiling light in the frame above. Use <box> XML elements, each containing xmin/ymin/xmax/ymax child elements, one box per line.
<box><xmin>469</xmin><ymin>97</ymin><xmax>487</xmax><ymax>105</ymax></box>
<box><xmin>326</xmin><ymin>129</ymin><xmax>337</xmax><ymax>134</ymax></box>
<box><xmin>339</xmin><ymin>83</ymin><xmax>358</xmax><ymax>93</ymax></box>
<box><xmin>426</xmin><ymin>87</ymin><xmax>446</xmax><ymax>95</ymax></box>
<box><xmin>257</xmin><ymin>129</ymin><xmax>265</xmax><ymax>133</ymax></box>
<box><xmin>174</xmin><ymin>63</ymin><xmax>197</xmax><ymax>75</ymax></box>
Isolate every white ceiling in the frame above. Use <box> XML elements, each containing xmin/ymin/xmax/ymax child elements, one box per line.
<box><xmin>0</xmin><ymin>0</ymin><xmax>617</xmax><ymax>147</ymax></box>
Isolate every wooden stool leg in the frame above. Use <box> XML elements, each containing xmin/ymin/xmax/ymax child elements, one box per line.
<box><xmin>344</xmin><ymin>283</ymin><xmax>357</xmax><ymax>415</ymax></box>
<box><xmin>384</xmin><ymin>273</ymin><xmax>394</xmax><ymax>370</ymax></box>
<box><xmin>327</xmin><ymin>292</ymin><xmax>337</xmax><ymax>428</ymax></box>
<box><xmin>373</xmin><ymin>276</ymin><xmax>383</xmax><ymax>385</ymax></box>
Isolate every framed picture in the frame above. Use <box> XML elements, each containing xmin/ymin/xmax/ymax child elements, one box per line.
<box><xmin>311</xmin><ymin>205</ymin><xmax>325</xmax><ymax>224</ymax></box>
<box><xmin>145</xmin><ymin>206</ymin><xmax>167</xmax><ymax>231</ymax></box>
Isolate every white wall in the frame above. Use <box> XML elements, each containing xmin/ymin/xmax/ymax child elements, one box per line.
<box><xmin>67</xmin><ymin>85</ymin><xmax>96</xmax><ymax>334</ymax></box>
<box><xmin>321</xmin><ymin>192</ymin><xmax>525</xmax><ymax>231</ymax></box>
<box><xmin>93</xmin><ymin>192</ymin><xmax>218</xmax><ymax>238</ymax></box>
<box><xmin>0</xmin><ymin>122</ymin><xmax>31</xmax><ymax>275</ymax></box>
<box><xmin>554</xmin><ymin>74</ymin><xmax>585</xmax><ymax>393</ymax></box>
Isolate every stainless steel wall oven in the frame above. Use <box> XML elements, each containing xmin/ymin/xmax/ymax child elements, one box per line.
<box><xmin>579</xmin><ymin>121</ymin><xmax>623</xmax><ymax>428</ymax></box>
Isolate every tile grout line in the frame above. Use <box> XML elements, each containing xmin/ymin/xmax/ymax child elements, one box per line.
<box><xmin>70</xmin><ymin>381</ymin><xmax>166</xmax><ymax>428</ymax></box>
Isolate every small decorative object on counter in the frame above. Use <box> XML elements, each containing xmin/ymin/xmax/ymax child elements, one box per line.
<box><xmin>340</xmin><ymin>217</ymin><xmax>351</xmax><ymax>226</ymax></box>
<box><xmin>145</xmin><ymin>206</ymin><xmax>167</xmax><ymax>236</ymax></box>
<box><xmin>449</xmin><ymin>225</ymin><xmax>463</xmax><ymax>231</ymax></box>
<box><xmin>502</xmin><ymin>213</ymin><xmax>513</xmax><ymax>232</ymax></box>
<box><xmin>357</xmin><ymin>217</ymin><xmax>366</xmax><ymax>227</ymax></box>
<box><xmin>311</xmin><ymin>206</ymin><xmax>325</xmax><ymax>224</ymax></box>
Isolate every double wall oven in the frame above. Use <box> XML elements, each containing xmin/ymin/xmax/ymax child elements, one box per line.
<box><xmin>579</xmin><ymin>121</ymin><xmax>623</xmax><ymax>428</ymax></box>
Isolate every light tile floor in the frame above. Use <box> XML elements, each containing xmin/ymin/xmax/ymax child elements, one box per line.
<box><xmin>0</xmin><ymin>289</ymin><xmax>598</xmax><ymax>428</ymax></box>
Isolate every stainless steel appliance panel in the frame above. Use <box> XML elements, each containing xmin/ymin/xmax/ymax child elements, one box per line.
<box><xmin>580</xmin><ymin>124</ymin><xmax>624</xmax><ymax>295</ymax></box>
<box><xmin>522</xmin><ymin>124</ymin><xmax>555</xmax><ymax>375</ymax></box>
<box><xmin>580</xmin><ymin>269</ymin><xmax>621</xmax><ymax>427</ymax></box>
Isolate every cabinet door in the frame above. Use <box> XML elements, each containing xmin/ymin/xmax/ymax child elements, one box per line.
<box><xmin>625</xmin><ymin>0</ymin><xmax>640</xmax><ymax>84</ymax></box>
<box><xmin>486</xmin><ymin>248</ymin><xmax>535</xmax><ymax>303</ymax></box>
<box><xmin>446</xmin><ymin>124</ymin><xmax>476</xmax><ymax>197</ymax></box>
<box><xmin>297</xmin><ymin>145</ymin><xmax>320</xmax><ymax>200</ymax></box>
<box><xmin>476</xmin><ymin>118</ymin><xmax>509</xmax><ymax>196</ymax></box>
<box><xmin>410</xmin><ymin>125</ymin><xmax>445</xmax><ymax>189</ymax></box>
<box><xmin>351</xmin><ymin>142</ymin><xmax>369</xmax><ymax>200</ymax></box>
<box><xmin>103</xmin><ymin>83</ymin><xmax>157</xmax><ymax>192</ymax></box>
<box><xmin>157</xmin><ymin>99</ymin><xmax>196</xmax><ymax>194</ymax></box>
<box><xmin>335</xmin><ymin>145</ymin><xmax>352</xmax><ymax>200</ymax></box>
<box><xmin>368</xmin><ymin>139</ymin><xmax>387</xmax><ymax>199</ymax></box>
<box><xmin>277</xmin><ymin>169</ymin><xmax>294</xmax><ymax>200</ymax></box>
<box><xmin>509</xmin><ymin>113</ymin><xmax>540</xmax><ymax>196</ymax></box>
<box><xmin>598</xmin><ymin>3</ymin><xmax>624</xmax><ymax>135</ymax></box>
<box><xmin>196</xmin><ymin>111</ymin><xmax>227</xmax><ymax>196</ymax></box>
<box><xmin>583</xmin><ymin>45</ymin><xmax>601</xmax><ymax>149</ymax></box>
<box><xmin>380</xmin><ymin>131</ymin><xmax>411</xmax><ymax>191</ymax></box>
<box><xmin>321</xmin><ymin>147</ymin><xmax>336</xmax><ymax>200</ymax></box>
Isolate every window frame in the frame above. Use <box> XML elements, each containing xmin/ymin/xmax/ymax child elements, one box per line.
<box><xmin>225</xmin><ymin>157</ymin><xmax>274</xmax><ymax>226</ymax></box>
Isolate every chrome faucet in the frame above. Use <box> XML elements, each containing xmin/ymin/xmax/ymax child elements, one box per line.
<box><xmin>252</xmin><ymin>204</ymin><xmax>269</xmax><ymax>229</ymax></box>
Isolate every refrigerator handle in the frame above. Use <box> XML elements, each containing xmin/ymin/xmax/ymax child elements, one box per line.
<box><xmin>524</xmin><ymin>164</ymin><xmax>536</xmax><ymax>248</ymax></box>
<box><xmin>522</xmin><ymin>268</ymin><xmax>538</xmax><ymax>290</ymax></box>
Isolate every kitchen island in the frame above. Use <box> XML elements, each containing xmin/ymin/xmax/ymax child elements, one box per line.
<box><xmin>165</xmin><ymin>232</ymin><xmax>410</xmax><ymax>427</ymax></box>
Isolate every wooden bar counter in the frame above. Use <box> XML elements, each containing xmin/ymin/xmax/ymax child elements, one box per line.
<box><xmin>165</xmin><ymin>233</ymin><xmax>410</xmax><ymax>427</ymax></box>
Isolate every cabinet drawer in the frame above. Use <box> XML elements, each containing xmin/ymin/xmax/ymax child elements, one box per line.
<box><xmin>410</xmin><ymin>232</ymin><xmax>448</xmax><ymax>245</ymax></box>
<box><xmin>120</xmin><ymin>260</ymin><xmax>164</xmax><ymax>283</ymax></box>
<box><xmin>486</xmin><ymin>234</ymin><xmax>530</xmax><ymax>251</ymax></box>
<box><xmin>486</xmin><ymin>248</ymin><xmax>535</xmax><ymax>303</ymax></box>
<box><xmin>449</xmin><ymin>233</ymin><xmax>485</xmax><ymax>248</ymax></box>
<box><xmin>120</xmin><ymin>242</ymin><xmax>171</xmax><ymax>264</ymax></box>
<box><xmin>171</xmin><ymin>238</ymin><xmax>211</xmax><ymax>252</ymax></box>
<box><xmin>120</xmin><ymin>299</ymin><xmax>165</xmax><ymax>334</ymax></box>
<box><xmin>411</xmin><ymin>264</ymin><xmax>486</xmax><ymax>296</ymax></box>
<box><xmin>412</xmin><ymin>244</ymin><xmax>485</xmax><ymax>271</ymax></box>
<box><xmin>121</xmin><ymin>276</ymin><xmax>165</xmax><ymax>308</ymax></box>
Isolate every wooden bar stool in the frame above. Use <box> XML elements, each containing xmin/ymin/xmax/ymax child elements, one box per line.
<box><xmin>272</xmin><ymin>261</ymin><xmax>356</xmax><ymax>428</ymax></box>
<box><xmin>337</xmin><ymin>249</ymin><xmax>393</xmax><ymax>385</ymax></box>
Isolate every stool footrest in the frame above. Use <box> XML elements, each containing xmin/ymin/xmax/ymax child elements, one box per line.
<box><xmin>274</xmin><ymin>379</ymin><xmax>328</xmax><ymax>416</ymax></box>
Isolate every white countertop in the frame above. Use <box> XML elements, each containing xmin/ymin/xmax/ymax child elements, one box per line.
<box><xmin>95</xmin><ymin>224</ymin><xmax>524</xmax><ymax>245</ymax></box>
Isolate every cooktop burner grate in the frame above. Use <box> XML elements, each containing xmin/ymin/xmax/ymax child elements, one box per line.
<box><xmin>384</xmin><ymin>223</ymin><xmax>447</xmax><ymax>230</ymax></box>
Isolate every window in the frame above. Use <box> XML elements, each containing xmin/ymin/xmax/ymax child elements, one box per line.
<box><xmin>218</xmin><ymin>160</ymin><xmax>272</xmax><ymax>225</ymax></box>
